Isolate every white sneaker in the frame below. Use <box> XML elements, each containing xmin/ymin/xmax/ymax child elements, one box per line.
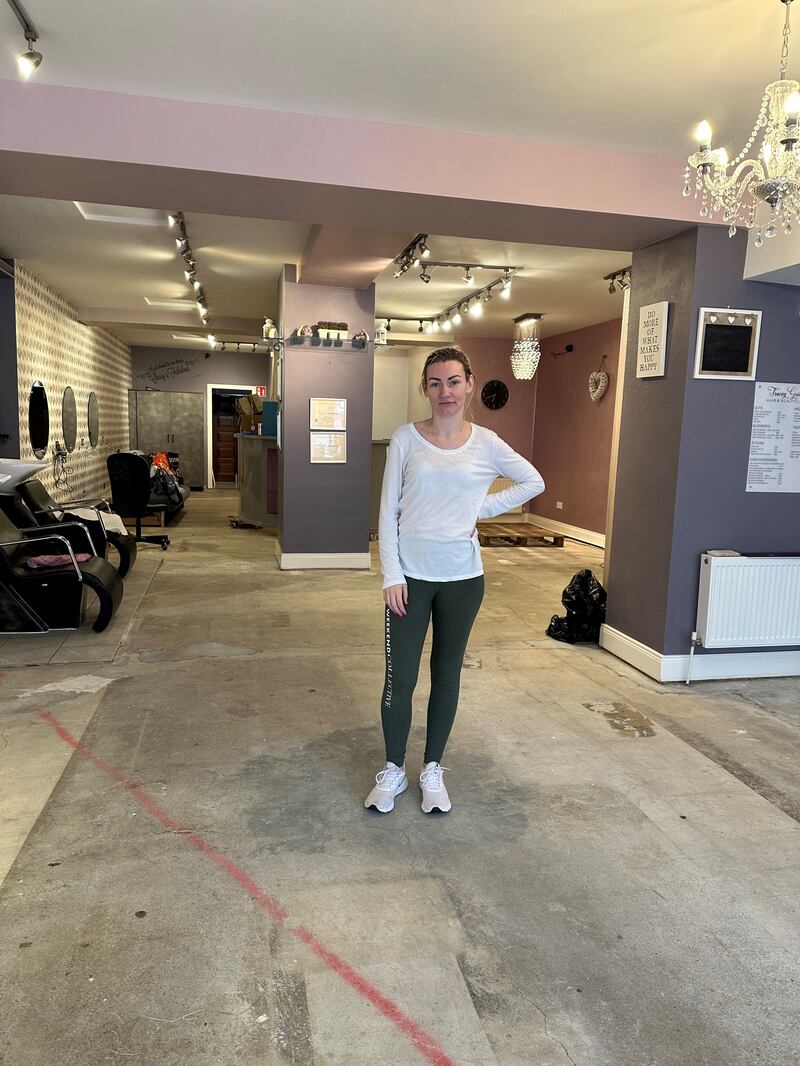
<box><xmin>419</xmin><ymin>762</ymin><xmax>452</xmax><ymax>814</ymax></box>
<box><xmin>364</xmin><ymin>762</ymin><xmax>408</xmax><ymax>813</ymax></box>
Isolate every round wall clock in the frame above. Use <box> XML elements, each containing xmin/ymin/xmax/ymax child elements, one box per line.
<box><xmin>481</xmin><ymin>379</ymin><xmax>509</xmax><ymax>411</ymax></box>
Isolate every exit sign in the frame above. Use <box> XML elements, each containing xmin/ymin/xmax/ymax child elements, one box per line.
<box><xmin>255</xmin><ymin>386</ymin><xmax>268</xmax><ymax>397</ymax></box>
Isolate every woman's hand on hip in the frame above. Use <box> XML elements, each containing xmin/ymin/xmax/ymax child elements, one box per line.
<box><xmin>384</xmin><ymin>583</ymin><xmax>408</xmax><ymax>617</ymax></box>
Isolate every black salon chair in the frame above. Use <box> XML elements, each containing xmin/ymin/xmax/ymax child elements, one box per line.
<box><xmin>106</xmin><ymin>452</ymin><xmax>178</xmax><ymax>550</ymax></box>
<box><xmin>15</xmin><ymin>479</ymin><xmax>138</xmax><ymax>578</ymax></box>
<box><xmin>0</xmin><ymin>509</ymin><xmax>123</xmax><ymax>633</ymax></box>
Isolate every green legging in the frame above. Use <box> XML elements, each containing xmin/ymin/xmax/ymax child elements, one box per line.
<box><xmin>381</xmin><ymin>575</ymin><xmax>484</xmax><ymax>766</ymax></box>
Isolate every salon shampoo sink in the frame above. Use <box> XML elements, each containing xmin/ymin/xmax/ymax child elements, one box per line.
<box><xmin>0</xmin><ymin>459</ymin><xmax>48</xmax><ymax>495</ymax></box>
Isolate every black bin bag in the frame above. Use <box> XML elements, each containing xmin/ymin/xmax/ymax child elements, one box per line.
<box><xmin>546</xmin><ymin>569</ymin><xmax>607</xmax><ymax>644</ymax></box>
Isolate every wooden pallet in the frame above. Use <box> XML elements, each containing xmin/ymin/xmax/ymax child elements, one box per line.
<box><xmin>477</xmin><ymin>522</ymin><xmax>564</xmax><ymax>548</ymax></box>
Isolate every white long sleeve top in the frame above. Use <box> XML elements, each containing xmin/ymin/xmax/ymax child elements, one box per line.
<box><xmin>378</xmin><ymin>422</ymin><xmax>545</xmax><ymax>588</ymax></box>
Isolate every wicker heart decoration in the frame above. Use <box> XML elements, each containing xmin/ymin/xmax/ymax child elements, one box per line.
<box><xmin>588</xmin><ymin>370</ymin><xmax>609</xmax><ymax>403</ymax></box>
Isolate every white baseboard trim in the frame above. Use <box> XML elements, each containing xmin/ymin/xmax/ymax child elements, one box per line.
<box><xmin>600</xmin><ymin>624</ymin><xmax>800</xmax><ymax>683</ymax></box>
<box><xmin>526</xmin><ymin>514</ymin><xmax>606</xmax><ymax>549</ymax></box>
<box><xmin>275</xmin><ymin>544</ymin><xmax>371</xmax><ymax>570</ymax></box>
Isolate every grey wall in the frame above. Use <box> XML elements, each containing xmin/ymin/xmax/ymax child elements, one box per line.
<box><xmin>606</xmin><ymin>227</ymin><xmax>698</xmax><ymax>652</ymax></box>
<box><xmin>278</xmin><ymin>265</ymin><xmax>375</xmax><ymax>555</ymax></box>
<box><xmin>131</xmin><ymin>346</ymin><xmax>271</xmax><ymax>484</ymax></box>
<box><xmin>131</xmin><ymin>346</ymin><xmax>269</xmax><ymax>393</ymax></box>
<box><xmin>607</xmin><ymin>226</ymin><xmax>800</xmax><ymax>658</ymax></box>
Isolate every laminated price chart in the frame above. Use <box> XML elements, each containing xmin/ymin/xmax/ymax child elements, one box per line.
<box><xmin>746</xmin><ymin>382</ymin><xmax>800</xmax><ymax>493</ymax></box>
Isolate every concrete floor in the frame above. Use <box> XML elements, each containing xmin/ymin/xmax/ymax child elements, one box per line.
<box><xmin>1</xmin><ymin>488</ymin><xmax>798</xmax><ymax>1066</ymax></box>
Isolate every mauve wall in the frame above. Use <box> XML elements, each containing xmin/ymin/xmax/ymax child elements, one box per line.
<box><xmin>406</xmin><ymin>337</ymin><xmax>536</xmax><ymax>458</ymax></box>
<box><xmin>531</xmin><ymin>318</ymin><xmax>620</xmax><ymax>533</ymax></box>
<box><xmin>665</xmin><ymin>227</ymin><xmax>800</xmax><ymax>656</ymax></box>
<box><xmin>278</xmin><ymin>265</ymin><xmax>375</xmax><ymax>555</ymax></box>
<box><xmin>606</xmin><ymin>225</ymin><xmax>800</xmax><ymax>658</ymax></box>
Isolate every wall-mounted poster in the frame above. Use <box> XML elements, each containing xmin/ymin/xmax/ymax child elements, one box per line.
<box><xmin>746</xmin><ymin>382</ymin><xmax>800</xmax><ymax>493</ymax></box>
<box><xmin>310</xmin><ymin>397</ymin><xmax>347</xmax><ymax>431</ymax></box>
<box><xmin>636</xmin><ymin>301</ymin><xmax>669</xmax><ymax>378</ymax></box>
<box><xmin>694</xmin><ymin>308</ymin><xmax>761</xmax><ymax>380</ymax></box>
<box><xmin>310</xmin><ymin>431</ymin><xmax>346</xmax><ymax>463</ymax></box>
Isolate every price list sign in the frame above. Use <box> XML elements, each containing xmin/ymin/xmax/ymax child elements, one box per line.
<box><xmin>746</xmin><ymin>382</ymin><xmax>800</xmax><ymax>493</ymax></box>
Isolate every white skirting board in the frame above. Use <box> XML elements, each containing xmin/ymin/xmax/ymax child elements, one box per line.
<box><xmin>526</xmin><ymin>514</ymin><xmax>606</xmax><ymax>549</ymax></box>
<box><xmin>600</xmin><ymin>624</ymin><xmax>800</xmax><ymax>683</ymax></box>
<box><xmin>275</xmin><ymin>543</ymin><xmax>371</xmax><ymax>570</ymax></box>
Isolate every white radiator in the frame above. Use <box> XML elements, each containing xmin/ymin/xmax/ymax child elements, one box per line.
<box><xmin>488</xmin><ymin>477</ymin><xmax>523</xmax><ymax>514</ymax></box>
<box><xmin>696</xmin><ymin>552</ymin><xmax>800</xmax><ymax>648</ymax></box>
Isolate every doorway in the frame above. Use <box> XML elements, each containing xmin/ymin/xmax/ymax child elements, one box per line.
<box><xmin>211</xmin><ymin>388</ymin><xmax>251</xmax><ymax>485</ymax></box>
<box><xmin>205</xmin><ymin>383</ymin><xmax>258</xmax><ymax>488</ymax></box>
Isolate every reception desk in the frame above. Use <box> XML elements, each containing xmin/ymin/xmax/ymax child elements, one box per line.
<box><xmin>235</xmin><ymin>434</ymin><xmax>279</xmax><ymax>528</ymax></box>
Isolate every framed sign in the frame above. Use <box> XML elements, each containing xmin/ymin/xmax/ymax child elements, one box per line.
<box><xmin>310</xmin><ymin>431</ymin><xmax>346</xmax><ymax>463</ymax></box>
<box><xmin>310</xmin><ymin>397</ymin><xmax>347</xmax><ymax>431</ymax></box>
<box><xmin>636</xmin><ymin>301</ymin><xmax>669</xmax><ymax>378</ymax></box>
<box><xmin>694</xmin><ymin>308</ymin><xmax>761</xmax><ymax>380</ymax></box>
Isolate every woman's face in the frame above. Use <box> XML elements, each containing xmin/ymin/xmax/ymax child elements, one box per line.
<box><xmin>423</xmin><ymin>360</ymin><xmax>475</xmax><ymax>416</ymax></box>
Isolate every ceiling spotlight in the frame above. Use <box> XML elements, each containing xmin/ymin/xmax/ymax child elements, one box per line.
<box><xmin>168</xmin><ymin>213</ymin><xmax>181</xmax><ymax>227</ymax></box>
<box><xmin>453</xmin><ymin>310</ymin><xmax>462</xmax><ymax>325</ymax></box>
<box><xmin>393</xmin><ymin>268</ymin><xmax>403</xmax><ymax>279</ymax></box>
<box><xmin>443</xmin><ymin>317</ymin><xmax>452</xmax><ymax>331</ymax></box>
<box><xmin>483</xmin><ymin>288</ymin><xmax>493</xmax><ymax>303</ymax></box>
<box><xmin>14</xmin><ymin>0</ymin><xmax>42</xmax><ymax>81</ymax></box>
<box><xmin>608</xmin><ymin>280</ymin><xmax>616</xmax><ymax>294</ymax></box>
<box><xmin>184</xmin><ymin>269</ymin><xmax>195</xmax><ymax>282</ymax></box>
<box><xmin>419</xmin><ymin>239</ymin><xmax>430</xmax><ymax>258</ymax></box>
<box><xmin>469</xmin><ymin>300</ymin><xmax>483</xmax><ymax>316</ymax></box>
<box><xmin>500</xmin><ymin>280</ymin><xmax>512</xmax><ymax>300</ymax></box>
<box><xmin>386</xmin><ymin>319</ymin><xmax>392</xmax><ymax>332</ymax></box>
<box><xmin>462</xmin><ymin>268</ymin><xmax>474</xmax><ymax>286</ymax></box>
<box><xmin>176</xmin><ymin>237</ymin><xmax>189</xmax><ymax>255</ymax></box>
<box><xmin>17</xmin><ymin>43</ymin><xmax>42</xmax><ymax>77</ymax></box>
<box><xmin>418</xmin><ymin>320</ymin><xmax>425</xmax><ymax>333</ymax></box>
<box><xmin>413</xmin><ymin>257</ymin><xmax>421</xmax><ymax>268</ymax></box>
<box><xmin>419</xmin><ymin>268</ymin><xmax>432</xmax><ymax>283</ymax></box>
<box><xmin>433</xmin><ymin>320</ymin><xmax>440</xmax><ymax>332</ymax></box>
<box><xmin>193</xmin><ymin>279</ymin><xmax>202</xmax><ymax>291</ymax></box>
<box><xmin>201</xmin><ymin>314</ymin><xmax>209</xmax><ymax>325</ymax></box>
<box><xmin>207</xmin><ymin>334</ymin><xmax>216</xmax><ymax>347</ymax></box>
<box><xmin>460</xmin><ymin>302</ymin><xmax>470</xmax><ymax>315</ymax></box>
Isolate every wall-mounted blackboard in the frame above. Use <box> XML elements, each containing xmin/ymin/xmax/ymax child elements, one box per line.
<box><xmin>694</xmin><ymin>308</ymin><xmax>761</xmax><ymax>380</ymax></box>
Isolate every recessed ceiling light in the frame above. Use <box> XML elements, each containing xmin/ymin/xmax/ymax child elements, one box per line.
<box><xmin>74</xmin><ymin>202</ymin><xmax>170</xmax><ymax>227</ymax></box>
<box><xmin>144</xmin><ymin>297</ymin><xmax>196</xmax><ymax>310</ymax></box>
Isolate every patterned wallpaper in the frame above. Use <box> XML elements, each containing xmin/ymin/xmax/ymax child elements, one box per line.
<box><xmin>14</xmin><ymin>264</ymin><xmax>132</xmax><ymax>502</ymax></box>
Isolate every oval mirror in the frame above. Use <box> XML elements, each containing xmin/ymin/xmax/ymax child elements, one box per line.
<box><xmin>87</xmin><ymin>391</ymin><xmax>100</xmax><ymax>448</ymax></box>
<box><xmin>62</xmin><ymin>386</ymin><xmax>77</xmax><ymax>452</ymax></box>
<box><xmin>28</xmin><ymin>380</ymin><xmax>50</xmax><ymax>459</ymax></box>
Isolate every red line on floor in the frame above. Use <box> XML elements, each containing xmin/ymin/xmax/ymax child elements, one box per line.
<box><xmin>38</xmin><ymin>710</ymin><xmax>457</xmax><ymax>1066</ymax></box>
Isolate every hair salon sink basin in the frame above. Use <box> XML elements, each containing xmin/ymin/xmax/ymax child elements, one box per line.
<box><xmin>0</xmin><ymin>459</ymin><xmax>49</xmax><ymax>495</ymax></box>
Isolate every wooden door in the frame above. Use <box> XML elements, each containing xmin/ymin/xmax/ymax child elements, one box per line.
<box><xmin>169</xmin><ymin>393</ymin><xmax>204</xmax><ymax>488</ymax></box>
<box><xmin>213</xmin><ymin>414</ymin><xmax>239</xmax><ymax>483</ymax></box>
<box><xmin>133</xmin><ymin>391</ymin><xmax>171</xmax><ymax>455</ymax></box>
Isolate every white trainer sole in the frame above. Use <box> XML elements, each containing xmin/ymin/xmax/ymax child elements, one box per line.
<box><xmin>420</xmin><ymin>794</ymin><xmax>451</xmax><ymax>815</ymax></box>
<box><xmin>365</xmin><ymin>777</ymin><xmax>408</xmax><ymax>813</ymax></box>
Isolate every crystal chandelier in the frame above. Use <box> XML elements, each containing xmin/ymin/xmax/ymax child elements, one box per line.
<box><xmin>685</xmin><ymin>0</ymin><xmax>800</xmax><ymax>244</ymax></box>
<box><xmin>510</xmin><ymin>313</ymin><xmax>542</xmax><ymax>380</ymax></box>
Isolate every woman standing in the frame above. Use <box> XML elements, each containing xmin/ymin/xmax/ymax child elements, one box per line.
<box><xmin>365</xmin><ymin>346</ymin><xmax>545</xmax><ymax>814</ymax></box>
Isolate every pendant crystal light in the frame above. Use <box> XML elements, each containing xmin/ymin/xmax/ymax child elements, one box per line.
<box><xmin>510</xmin><ymin>313</ymin><xmax>542</xmax><ymax>380</ymax></box>
<box><xmin>685</xmin><ymin>0</ymin><xmax>800</xmax><ymax>242</ymax></box>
